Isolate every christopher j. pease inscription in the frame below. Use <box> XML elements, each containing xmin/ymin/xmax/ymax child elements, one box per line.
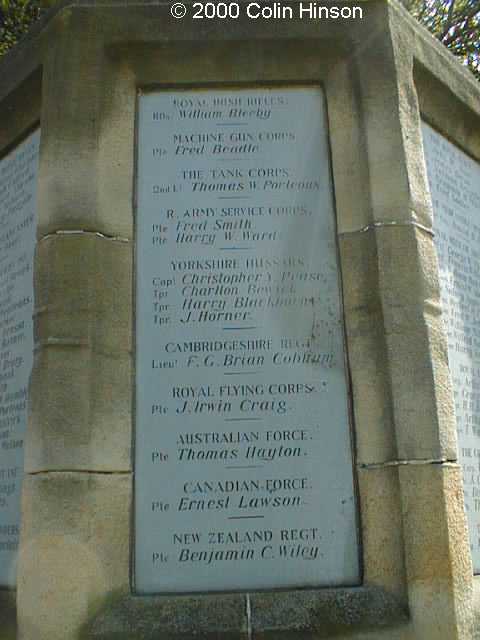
<box><xmin>0</xmin><ymin>130</ymin><xmax>38</xmax><ymax>587</ymax></box>
<box><xmin>423</xmin><ymin>122</ymin><xmax>480</xmax><ymax>572</ymax></box>
<box><xmin>135</xmin><ymin>87</ymin><xmax>359</xmax><ymax>593</ymax></box>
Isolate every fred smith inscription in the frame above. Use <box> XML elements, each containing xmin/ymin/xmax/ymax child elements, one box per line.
<box><xmin>134</xmin><ymin>87</ymin><xmax>359</xmax><ymax>593</ymax></box>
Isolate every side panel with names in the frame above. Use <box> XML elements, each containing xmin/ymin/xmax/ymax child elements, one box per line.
<box><xmin>0</xmin><ymin>130</ymin><xmax>39</xmax><ymax>587</ymax></box>
<box><xmin>135</xmin><ymin>87</ymin><xmax>359</xmax><ymax>593</ymax></box>
<box><xmin>423</xmin><ymin>122</ymin><xmax>480</xmax><ymax>571</ymax></box>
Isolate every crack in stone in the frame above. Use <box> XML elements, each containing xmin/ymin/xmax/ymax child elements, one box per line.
<box><xmin>359</xmin><ymin>458</ymin><xmax>458</xmax><ymax>469</ymax></box>
<box><xmin>246</xmin><ymin>593</ymin><xmax>252</xmax><ymax>640</ymax></box>
<box><xmin>34</xmin><ymin>337</ymin><xmax>89</xmax><ymax>347</ymax></box>
<box><xmin>27</xmin><ymin>470</ymin><xmax>132</xmax><ymax>475</ymax></box>
<box><xmin>340</xmin><ymin>219</ymin><xmax>434</xmax><ymax>237</ymax></box>
<box><xmin>38</xmin><ymin>229</ymin><xmax>130</xmax><ymax>243</ymax></box>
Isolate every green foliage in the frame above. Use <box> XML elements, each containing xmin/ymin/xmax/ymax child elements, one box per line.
<box><xmin>402</xmin><ymin>0</ymin><xmax>480</xmax><ymax>79</ymax></box>
<box><xmin>0</xmin><ymin>0</ymin><xmax>43</xmax><ymax>56</ymax></box>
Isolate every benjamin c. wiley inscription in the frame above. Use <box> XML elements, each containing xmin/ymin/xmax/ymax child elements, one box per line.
<box><xmin>134</xmin><ymin>87</ymin><xmax>359</xmax><ymax>593</ymax></box>
<box><xmin>0</xmin><ymin>130</ymin><xmax>38</xmax><ymax>587</ymax></box>
<box><xmin>423</xmin><ymin>122</ymin><xmax>480</xmax><ymax>573</ymax></box>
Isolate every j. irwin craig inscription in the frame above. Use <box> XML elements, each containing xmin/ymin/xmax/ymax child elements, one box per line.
<box><xmin>134</xmin><ymin>87</ymin><xmax>359</xmax><ymax>593</ymax></box>
<box><xmin>0</xmin><ymin>129</ymin><xmax>38</xmax><ymax>587</ymax></box>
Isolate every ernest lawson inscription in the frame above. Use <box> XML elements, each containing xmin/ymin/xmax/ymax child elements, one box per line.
<box><xmin>135</xmin><ymin>87</ymin><xmax>359</xmax><ymax>593</ymax></box>
<box><xmin>0</xmin><ymin>130</ymin><xmax>38</xmax><ymax>587</ymax></box>
<box><xmin>423</xmin><ymin>122</ymin><xmax>480</xmax><ymax>572</ymax></box>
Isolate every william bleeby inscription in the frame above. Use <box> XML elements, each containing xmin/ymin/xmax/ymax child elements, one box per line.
<box><xmin>135</xmin><ymin>87</ymin><xmax>359</xmax><ymax>593</ymax></box>
<box><xmin>0</xmin><ymin>130</ymin><xmax>38</xmax><ymax>587</ymax></box>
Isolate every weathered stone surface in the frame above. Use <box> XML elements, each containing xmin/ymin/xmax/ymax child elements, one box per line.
<box><xmin>375</xmin><ymin>225</ymin><xmax>458</xmax><ymax>461</ymax></box>
<box><xmin>346</xmin><ymin>317</ymin><xmax>397</xmax><ymax>464</ymax></box>
<box><xmin>339</xmin><ymin>230</ymin><xmax>380</xmax><ymax>317</ymax></box>
<box><xmin>26</xmin><ymin>346</ymin><xmax>131</xmax><ymax>472</ymax></box>
<box><xmin>352</xmin><ymin>20</ymin><xmax>422</xmax><ymax>230</ymax></box>
<box><xmin>81</xmin><ymin>586</ymin><xmax>410</xmax><ymax>640</ymax></box>
<box><xmin>80</xmin><ymin>592</ymin><xmax>247</xmax><ymax>640</ymax></box>
<box><xmin>327</xmin><ymin>58</ymin><xmax>372</xmax><ymax>235</ymax></box>
<box><xmin>36</xmin><ymin>9</ymin><xmax>134</xmax><ymax>239</ymax></box>
<box><xmin>389</xmin><ymin>18</ymin><xmax>435</xmax><ymax>231</ymax></box>
<box><xmin>34</xmin><ymin>233</ymin><xmax>132</xmax><ymax>355</ymax></box>
<box><xmin>357</xmin><ymin>466</ymin><xmax>407</xmax><ymax>598</ymax></box>
<box><xmin>250</xmin><ymin>587</ymin><xmax>408</xmax><ymax>639</ymax></box>
<box><xmin>399</xmin><ymin>463</ymin><xmax>473</xmax><ymax>640</ymax></box>
<box><xmin>382</xmin><ymin>317</ymin><xmax>457</xmax><ymax>461</ymax></box>
<box><xmin>473</xmin><ymin>578</ymin><xmax>480</xmax><ymax>640</ymax></box>
<box><xmin>339</xmin><ymin>231</ymin><xmax>397</xmax><ymax>465</ymax></box>
<box><xmin>27</xmin><ymin>206</ymin><xmax>133</xmax><ymax>474</ymax></box>
<box><xmin>17</xmin><ymin>472</ymin><xmax>131</xmax><ymax>640</ymax></box>
<box><xmin>376</xmin><ymin>226</ymin><xmax>440</xmax><ymax>333</ymax></box>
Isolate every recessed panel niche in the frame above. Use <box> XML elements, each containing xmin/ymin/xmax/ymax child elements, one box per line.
<box><xmin>135</xmin><ymin>87</ymin><xmax>359</xmax><ymax>593</ymax></box>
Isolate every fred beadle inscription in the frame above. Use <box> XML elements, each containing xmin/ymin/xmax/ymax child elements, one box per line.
<box><xmin>423</xmin><ymin>122</ymin><xmax>480</xmax><ymax>572</ymax></box>
<box><xmin>0</xmin><ymin>130</ymin><xmax>38</xmax><ymax>587</ymax></box>
<box><xmin>135</xmin><ymin>87</ymin><xmax>359</xmax><ymax>593</ymax></box>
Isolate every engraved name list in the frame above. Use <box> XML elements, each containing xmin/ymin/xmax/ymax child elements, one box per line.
<box><xmin>135</xmin><ymin>87</ymin><xmax>359</xmax><ymax>593</ymax></box>
<box><xmin>423</xmin><ymin>122</ymin><xmax>480</xmax><ymax>572</ymax></box>
<box><xmin>0</xmin><ymin>130</ymin><xmax>38</xmax><ymax>587</ymax></box>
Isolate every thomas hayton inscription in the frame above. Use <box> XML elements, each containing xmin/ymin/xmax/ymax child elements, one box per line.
<box><xmin>423</xmin><ymin>122</ymin><xmax>480</xmax><ymax>572</ymax></box>
<box><xmin>0</xmin><ymin>130</ymin><xmax>38</xmax><ymax>586</ymax></box>
<box><xmin>135</xmin><ymin>88</ymin><xmax>359</xmax><ymax>593</ymax></box>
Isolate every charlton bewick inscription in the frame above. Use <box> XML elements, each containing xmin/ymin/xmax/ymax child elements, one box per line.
<box><xmin>423</xmin><ymin>123</ymin><xmax>480</xmax><ymax>572</ymax></box>
<box><xmin>135</xmin><ymin>87</ymin><xmax>359</xmax><ymax>593</ymax></box>
<box><xmin>0</xmin><ymin>130</ymin><xmax>38</xmax><ymax>587</ymax></box>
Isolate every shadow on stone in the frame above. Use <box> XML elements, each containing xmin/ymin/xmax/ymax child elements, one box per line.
<box><xmin>0</xmin><ymin>589</ymin><xmax>17</xmax><ymax>640</ymax></box>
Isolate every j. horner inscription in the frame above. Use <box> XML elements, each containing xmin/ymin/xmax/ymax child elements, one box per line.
<box><xmin>135</xmin><ymin>88</ymin><xmax>359</xmax><ymax>593</ymax></box>
<box><xmin>0</xmin><ymin>130</ymin><xmax>38</xmax><ymax>587</ymax></box>
<box><xmin>423</xmin><ymin>123</ymin><xmax>480</xmax><ymax>572</ymax></box>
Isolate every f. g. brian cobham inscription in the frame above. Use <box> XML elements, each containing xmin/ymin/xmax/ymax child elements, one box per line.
<box><xmin>134</xmin><ymin>87</ymin><xmax>359</xmax><ymax>593</ymax></box>
<box><xmin>0</xmin><ymin>130</ymin><xmax>38</xmax><ymax>587</ymax></box>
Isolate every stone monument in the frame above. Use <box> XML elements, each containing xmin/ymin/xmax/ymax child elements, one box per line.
<box><xmin>0</xmin><ymin>1</ymin><xmax>479</xmax><ymax>639</ymax></box>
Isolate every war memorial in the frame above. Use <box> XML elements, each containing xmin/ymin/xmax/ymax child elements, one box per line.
<box><xmin>0</xmin><ymin>1</ymin><xmax>479</xmax><ymax>638</ymax></box>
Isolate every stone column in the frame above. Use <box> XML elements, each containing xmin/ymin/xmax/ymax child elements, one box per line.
<box><xmin>17</xmin><ymin>9</ymin><xmax>133</xmax><ymax>640</ymax></box>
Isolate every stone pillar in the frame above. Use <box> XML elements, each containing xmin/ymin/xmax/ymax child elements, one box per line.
<box><xmin>17</xmin><ymin>9</ymin><xmax>133</xmax><ymax>640</ymax></box>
